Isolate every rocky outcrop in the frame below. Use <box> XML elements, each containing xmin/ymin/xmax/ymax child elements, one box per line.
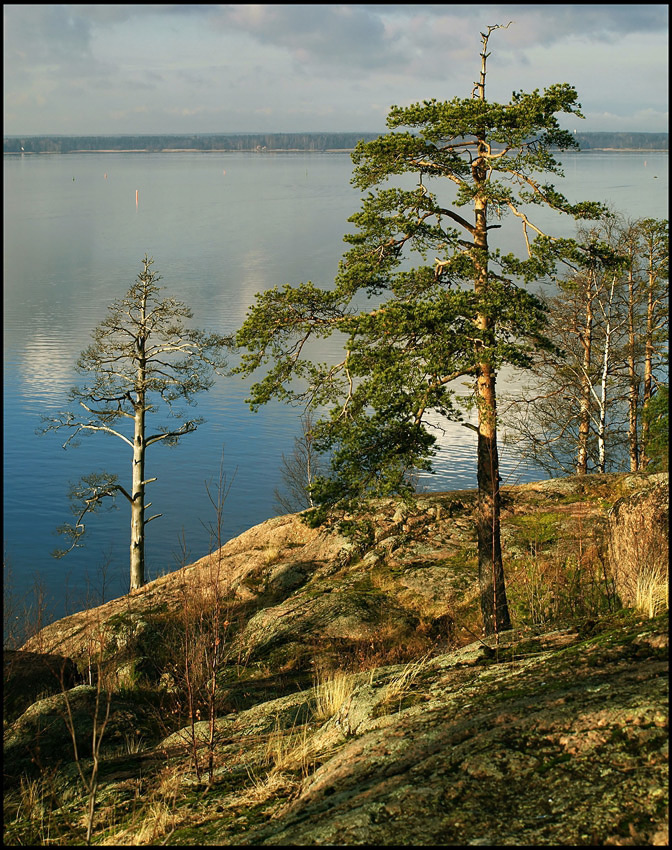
<box><xmin>607</xmin><ymin>478</ymin><xmax>669</xmax><ymax>616</ymax></box>
<box><xmin>3</xmin><ymin>650</ymin><xmax>79</xmax><ymax>725</ymax></box>
<box><xmin>231</xmin><ymin>617</ymin><xmax>668</xmax><ymax>846</ymax></box>
<box><xmin>126</xmin><ymin>615</ymin><xmax>667</xmax><ymax>845</ymax></box>
<box><xmin>20</xmin><ymin>473</ymin><xmax>667</xmax><ymax>672</ymax></box>
<box><xmin>3</xmin><ymin>684</ymin><xmax>161</xmax><ymax>788</ymax></box>
<box><xmin>4</xmin><ymin>473</ymin><xmax>668</xmax><ymax>845</ymax></box>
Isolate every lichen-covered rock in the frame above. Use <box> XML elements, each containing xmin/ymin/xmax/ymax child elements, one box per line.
<box><xmin>20</xmin><ymin>473</ymin><xmax>666</xmax><ymax>679</ymax></box>
<box><xmin>3</xmin><ymin>650</ymin><xmax>79</xmax><ymax>725</ymax></box>
<box><xmin>7</xmin><ymin>473</ymin><xmax>667</xmax><ymax>845</ymax></box>
<box><xmin>3</xmin><ymin>684</ymin><xmax>160</xmax><ymax>787</ymax></box>
<box><xmin>230</xmin><ymin>615</ymin><xmax>668</xmax><ymax>847</ymax></box>
<box><xmin>232</xmin><ymin>586</ymin><xmax>419</xmax><ymax>666</ymax></box>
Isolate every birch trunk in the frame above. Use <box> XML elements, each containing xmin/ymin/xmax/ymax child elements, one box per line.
<box><xmin>596</xmin><ymin>276</ymin><xmax>617</xmax><ymax>473</ymax></box>
<box><xmin>626</xmin><ymin>265</ymin><xmax>640</xmax><ymax>471</ymax></box>
<box><xmin>640</xmin><ymin>268</ymin><xmax>656</xmax><ymax>466</ymax></box>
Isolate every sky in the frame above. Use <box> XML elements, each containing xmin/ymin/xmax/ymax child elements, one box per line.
<box><xmin>3</xmin><ymin>4</ymin><xmax>669</xmax><ymax>137</ymax></box>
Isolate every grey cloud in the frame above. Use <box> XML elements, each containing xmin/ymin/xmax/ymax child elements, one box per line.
<box><xmin>363</xmin><ymin>4</ymin><xmax>668</xmax><ymax>38</ymax></box>
<box><xmin>61</xmin><ymin>4</ymin><xmax>215</xmax><ymax>25</ymax></box>
<box><xmin>475</xmin><ymin>4</ymin><xmax>668</xmax><ymax>44</ymax></box>
<box><xmin>212</xmin><ymin>5</ymin><xmax>407</xmax><ymax>72</ymax></box>
<box><xmin>9</xmin><ymin>5</ymin><xmax>667</xmax><ymax>81</ymax></box>
<box><xmin>5</xmin><ymin>4</ymin><xmax>93</xmax><ymax>67</ymax></box>
<box><xmin>195</xmin><ymin>4</ymin><xmax>669</xmax><ymax>78</ymax></box>
<box><xmin>3</xmin><ymin>5</ymin><xmax>667</xmax><ymax>135</ymax></box>
<box><xmin>4</xmin><ymin>4</ymin><xmax>116</xmax><ymax>82</ymax></box>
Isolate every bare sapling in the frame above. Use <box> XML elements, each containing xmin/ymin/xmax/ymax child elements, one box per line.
<box><xmin>175</xmin><ymin>451</ymin><xmax>237</xmax><ymax>787</ymax></box>
<box><xmin>59</xmin><ymin>611</ymin><xmax>113</xmax><ymax>845</ymax></box>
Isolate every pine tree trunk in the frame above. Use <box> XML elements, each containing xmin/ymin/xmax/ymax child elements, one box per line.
<box><xmin>473</xmin><ymin>186</ymin><xmax>511</xmax><ymax>636</ymax></box>
<box><xmin>475</xmin><ymin>362</ymin><xmax>511</xmax><ymax>635</ymax></box>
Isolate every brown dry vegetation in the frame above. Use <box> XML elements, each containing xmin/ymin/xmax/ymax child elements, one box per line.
<box><xmin>3</xmin><ymin>472</ymin><xmax>668</xmax><ymax>846</ymax></box>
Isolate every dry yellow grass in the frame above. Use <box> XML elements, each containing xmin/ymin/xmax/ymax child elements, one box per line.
<box><xmin>313</xmin><ymin>667</ymin><xmax>358</xmax><ymax>721</ymax></box>
<box><xmin>100</xmin><ymin>767</ymin><xmax>182</xmax><ymax>845</ymax></box>
<box><xmin>380</xmin><ymin>655</ymin><xmax>428</xmax><ymax>709</ymax></box>
<box><xmin>608</xmin><ymin>483</ymin><xmax>668</xmax><ymax>619</ymax></box>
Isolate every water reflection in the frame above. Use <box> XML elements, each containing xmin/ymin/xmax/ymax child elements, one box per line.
<box><xmin>18</xmin><ymin>332</ymin><xmax>75</xmax><ymax>403</ymax></box>
<box><xmin>3</xmin><ymin>150</ymin><xmax>668</xmax><ymax>620</ymax></box>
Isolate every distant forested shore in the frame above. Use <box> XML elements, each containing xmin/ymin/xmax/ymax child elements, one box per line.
<box><xmin>3</xmin><ymin>131</ymin><xmax>668</xmax><ymax>154</ymax></box>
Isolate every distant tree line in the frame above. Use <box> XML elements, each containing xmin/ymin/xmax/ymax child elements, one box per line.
<box><xmin>571</xmin><ymin>132</ymin><xmax>668</xmax><ymax>150</ymax></box>
<box><xmin>3</xmin><ymin>131</ymin><xmax>668</xmax><ymax>154</ymax></box>
<box><xmin>2</xmin><ymin>132</ymin><xmax>381</xmax><ymax>154</ymax></box>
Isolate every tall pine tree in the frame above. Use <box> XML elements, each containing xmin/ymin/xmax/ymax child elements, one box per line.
<box><xmin>236</xmin><ymin>25</ymin><xmax>604</xmax><ymax>635</ymax></box>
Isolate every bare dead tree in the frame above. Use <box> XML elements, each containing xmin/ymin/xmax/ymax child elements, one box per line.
<box><xmin>274</xmin><ymin>411</ymin><xmax>325</xmax><ymax>514</ymax></box>
<box><xmin>40</xmin><ymin>255</ymin><xmax>231</xmax><ymax>591</ymax></box>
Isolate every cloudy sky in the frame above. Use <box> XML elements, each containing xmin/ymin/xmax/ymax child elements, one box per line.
<box><xmin>3</xmin><ymin>4</ymin><xmax>668</xmax><ymax>136</ymax></box>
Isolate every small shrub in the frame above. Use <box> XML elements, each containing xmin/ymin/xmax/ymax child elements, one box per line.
<box><xmin>506</xmin><ymin>547</ymin><xmax>615</xmax><ymax>628</ymax></box>
<box><xmin>337</xmin><ymin>519</ymin><xmax>375</xmax><ymax>553</ymax></box>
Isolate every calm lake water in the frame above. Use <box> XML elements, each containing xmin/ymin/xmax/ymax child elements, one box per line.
<box><xmin>3</xmin><ymin>149</ymin><xmax>668</xmax><ymax>622</ymax></box>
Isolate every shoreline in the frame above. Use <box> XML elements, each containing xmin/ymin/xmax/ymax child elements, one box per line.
<box><xmin>4</xmin><ymin>147</ymin><xmax>669</xmax><ymax>155</ymax></box>
<box><xmin>3</xmin><ymin>147</ymin><xmax>371</xmax><ymax>155</ymax></box>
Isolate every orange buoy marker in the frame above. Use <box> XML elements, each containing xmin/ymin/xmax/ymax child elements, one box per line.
<box><xmin>136</xmin><ymin>189</ymin><xmax>139</xmax><ymax>206</ymax></box>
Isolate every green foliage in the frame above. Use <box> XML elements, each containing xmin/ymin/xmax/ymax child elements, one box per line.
<box><xmin>53</xmin><ymin>471</ymin><xmax>123</xmax><ymax>557</ymax></box>
<box><xmin>336</xmin><ymin>518</ymin><xmax>376</xmax><ymax>554</ymax></box>
<box><xmin>235</xmin><ymin>29</ymin><xmax>603</xmax><ymax>515</ymax></box>
<box><xmin>643</xmin><ymin>384</ymin><xmax>669</xmax><ymax>471</ymax></box>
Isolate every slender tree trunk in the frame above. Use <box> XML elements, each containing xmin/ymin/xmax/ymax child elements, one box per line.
<box><xmin>130</xmin><ymin>397</ymin><xmax>145</xmax><ymax>590</ymax></box>
<box><xmin>305</xmin><ymin>413</ymin><xmax>316</xmax><ymax>508</ymax></box>
<box><xmin>640</xmin><ymin>269</ymin><xmax>656</xmax><ymax>467</ymax></box>
<box><xmin>130</xmin><ymin>298</ymin><xmax>147</xmax><ymax>591</ymax></box>
<box><xmin>475</xmin><ymin>361</ymin><xmax>511</xmax><ymax>635</ymax></box>
<box><xmin>577</xmin><ymin>273</ymin><xmax>594</xmax><ymax>474</ymax></box>
<box><xmin>626</xmin><ymin>265</ymin><xmax>640</xmax><ymax>471</ymax></box>
<box><xmin>596</xmin><ymin>276</ymin><xmax>617</xmax><ymax>474</ymax></box>
<box><xmin>470</xmin><ymin>33</ymin><xmax>511</xmax><ymax>636</ymax></box>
